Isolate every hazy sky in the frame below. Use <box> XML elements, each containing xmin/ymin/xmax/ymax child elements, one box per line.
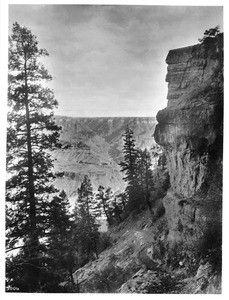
<box><xmin>9</xmin><ymin>5</ymin><xmax>223</xmax><ymax>117</ymax></box>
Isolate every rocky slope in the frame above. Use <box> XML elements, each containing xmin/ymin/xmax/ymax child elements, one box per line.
<box><xmin>67</xmin><ymin>34</ymin><xmax>223</xmax><ymax>293</ymax></box>
<box><xmin>53</xmin><ymin>117</ymin><xmax>156</xmax><ymax>202</ymax></box>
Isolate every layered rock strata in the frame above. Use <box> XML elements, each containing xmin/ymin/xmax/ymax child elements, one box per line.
<box><xmin>154</xmin><ymin>34</ymin><xmax>223</xmax><ymax>247</ymax></box>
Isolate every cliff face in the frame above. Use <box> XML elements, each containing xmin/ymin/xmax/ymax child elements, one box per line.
<box><xmin>154</xmin><ymin>34</ymin><xmax>223</xmax><ymax>247</ymax></box>
<box><xmin>67</xmin><ymin>35</ymin><xmax>223</xmax><ymax>294</ymax></box>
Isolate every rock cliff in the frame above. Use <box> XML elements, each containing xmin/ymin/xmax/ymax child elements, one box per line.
<box><xmin>67</xmin><ymin>34</ymin><xmax>223</xmax><ymax>294</ymax></box>
<box><xmin>154</xmin><ymin>34</ymin><xmax>223</xmax><ymax>249</ymax></box>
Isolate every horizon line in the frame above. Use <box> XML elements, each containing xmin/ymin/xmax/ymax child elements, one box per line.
<box><xmin>54</xmin><ymin>114</ymin><xmax>156</xmax><ymax>119</ymax></box>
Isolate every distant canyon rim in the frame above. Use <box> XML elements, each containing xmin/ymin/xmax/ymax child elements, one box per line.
<box><xmin>53</xmin><ymin>116</ymin><xmax>157</xmax><ymax>205</ymax></box>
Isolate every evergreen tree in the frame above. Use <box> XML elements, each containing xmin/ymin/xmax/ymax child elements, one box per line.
<box><xmin>6</xmin><ymin>191</ymin><xmax>76</xmax><ymax>293</ymax></box>
<box><xmin>119</xmin><ymin>126</ymin><xmax>139</xmax><ymax>211</ymax></box>
<box><xmin>198</xmin><ymin>26</ymin><xmax>220</xmax><ymax>43</ymax></box>
<box><xmin>115</xmin><ymin>192</ymin><xmax>128</xmax><ymax>212</ymax></box>
<box><xmin>96</xmin><ymin>186</ymin><xmax>114</xmax><ymax>226</ymax></box>
<box><xmin>136</xmin><ymin>148</ymin><xmax>153</xmax><ymax>211</ymax></box>
<box><xmin>6</xmin><ymin>22</ymin><xmax>63</xmax><ymax>292</ymax></box>
<box><xmin>110</xmin><ymin>196</ymin><xmax>123</xmax><ymax>223</ymax></box>
<box><xmin>74</xmin><ymin>175</ymin><xmax>100</xmax><ymax>260</ymax></box>
<box><xmin>96</xmin><ymin>186</ymin><xmax>128</xmax><ymax>225</ymax></box>
<box><xmin>77</xmin><ymin>175</ymin><xmax>100</xmax><ymax>219</ymax></box>
<box><xmin>45</xmin><ymin>191</ymin><xmax>78</xmax><ymax>292</ymax></box>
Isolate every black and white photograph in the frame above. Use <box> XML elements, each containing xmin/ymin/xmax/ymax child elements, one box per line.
<box><xmin>1</xmin><ymin>0</ymin><xmax>225</xmax><ymax>294</ymax></box>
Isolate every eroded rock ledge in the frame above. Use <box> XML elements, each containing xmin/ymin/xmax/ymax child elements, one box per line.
<box><xmin>154</xmin><ymin>34</ymin><xmax>223</xmax><ymax>247</ymax></box>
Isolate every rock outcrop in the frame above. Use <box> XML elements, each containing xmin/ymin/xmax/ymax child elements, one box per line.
<box><xmin>154</xmin><ymin>34</ymin><xmax>223</xmax><ymax>252</ymax></box>
<box><xmin>68</xmin><ymin>34</ymin><xmax>223</xmax><ymax>294</ymax></box>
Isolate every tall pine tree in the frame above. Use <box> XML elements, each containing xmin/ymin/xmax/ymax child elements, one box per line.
<box><xmin>119</xmin><ymin>126</ymin><xmax>139</xmax><ymax>211</ymax></box>
<box><xmin>6</xmin><ymin>22</ymin><xmax>63</xmax><ymax>292</ymax></box>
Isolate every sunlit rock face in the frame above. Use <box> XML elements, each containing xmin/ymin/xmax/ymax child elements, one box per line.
<box><xmin>154</xmin><ymin>34</ymin><xmax>223</xmax><ymax>246</ymax></box>
<box><xmin>53</xmin><ymin>116</ymin><xmax>156</xmax><ymax>203</ymax></box>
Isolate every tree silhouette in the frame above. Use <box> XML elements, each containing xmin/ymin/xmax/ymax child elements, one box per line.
<box><xmin>136</xmin><ymin>148</ymin><xmax>153</xmax><ymax>211</ymax></box>
<box><xmin>96</xmin><ymin>186</ymin><xmax>113</xmax><ymax>226</ymax></box>
<box><xmin>198</xmin><ymin>26</ymin><xmax>220</xmax><ymax>43</ymax></box>
<box><xmin>45</xmin><ymin>191</ymin><xmax>78</xmax><ymax>292</ymax></box>
<box><xmin>74</xmin><ymin>175</ymin><xmax>100</xmax><ymax>260</ymax></box>
<box><xmin>6</xmin><ymin>22</ymin><xmax>63</xmax><ymax>292</ymax></box>
<box><xmin>119</xmin><ymin>126</ymin><xmax>139</xmax><ymax>211</ymax></box>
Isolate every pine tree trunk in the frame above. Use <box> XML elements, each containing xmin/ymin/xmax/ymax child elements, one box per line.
<box><xmin>24</xmin><ymin>55</ymin><xmax>37</xmax><ymax>238</ymax></box>
<box><xmin>102</xmin><ymin>200</ymin><xmax>111</xmax><ymax>226</ymax></box>
<box><xmin>24</xmin><ymin>54</ymin><xmax>40</xmax><ymax>290</ymax></box>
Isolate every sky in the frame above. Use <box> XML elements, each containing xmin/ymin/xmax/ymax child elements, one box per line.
<box><xmin>8</xmin><ymin>4</ymin><xmax>223</xmax><ymax>117</ymax></box>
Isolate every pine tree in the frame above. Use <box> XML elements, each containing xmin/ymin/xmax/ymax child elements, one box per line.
<box><xmin>6</xmin><ymin>191</ymin><xmax>76</xmax><ymax>292</ymax></box>
<box><xmin>115</xmin><ymin>192</ymin><xmax>128</xmax><ymax>212</ymax></box>
<box><xmin>74</xmin><ymin>175</ymin><xmax>100</xmax><ymax>260</ymax></box>
<box><xmin>104</xmin><ymin>187</ymin><xmax>115</xmax><ymax>224</ymax></box>
<box><xmin>45</xmin><ymin>191</ymin><xmax>77</xmax><ymax>292</ymax></box>
<box><xmin>119</xmin><ymin>126</ymin><xmax>139</xmax><ymax>211</ymax></box>
<box><xmin>96</xmin><ymin>186</ymin><xmax>114</xmax><ymax>226</ymax></box>
<box><xmin>198</xmin><ymin>26</ymin><xmax>220</xmax><ymax>43</ymax></box>
<box><xmin>6</xmin><ymin>22</ymin><xmax>62</xmax><ymax>292</ymax></box>
<box><xmin>136</xmin><ymin>148</ymin><xmax>153</xmax><ymax>210</ymax></box>
<box><xmin>110</xmin><ymin>196</ymin><xmax>123</xmax><ymax>223</ymax></box>
<box><xmin>77</xmin><ymin>175</ymin><xmax>100</xmax><ymax>219</ymax></box>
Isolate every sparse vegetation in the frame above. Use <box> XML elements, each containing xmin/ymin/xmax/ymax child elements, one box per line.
<box><xmin>118</xmin><ymin>126</ymin><xmax>169</xmax><ymax>215</ymax></box>
<box><xmin>198</xmin><ymin>26</ymin><xmax>220</xmax><ymax>44</ymax></box>
<box><xmin>6</xmin><ymin>23</ymin><xmax>223</xmax><ymax>294</ymax></box>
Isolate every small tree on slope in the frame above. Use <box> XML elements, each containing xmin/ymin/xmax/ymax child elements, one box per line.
<box><xmin>46</xmin><ymin>191</ymin><xmax>78</xmax><ymax>292</ymax></box>
<box><xmin>74</xmin><ymin>175</ymin><xmax>100</xmax><ymax>260</ymax></box>
<box><xmin>119</xmin><ymin>126</ymin><xmax>140</xmax><ymax>211</ymax></box>
<box><xmin>136</xmin><ymin>148</ymin><xmax>153</xmax><ymax>211</ymax></box>
<box><xmin>96</xmin><ymin>186</ymin><xmax>115</xmax><ymax>226</ymax></box>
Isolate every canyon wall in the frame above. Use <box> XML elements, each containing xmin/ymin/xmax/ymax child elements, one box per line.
<box><xmin>54</xmin><ymin>117</ymin><xmax>156</xmax><ymax>203</ymax></box>
<box><xmin>154</xmin><ymin>34</ymin><xmax>223</xmax><ymax>248</ymax></box>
